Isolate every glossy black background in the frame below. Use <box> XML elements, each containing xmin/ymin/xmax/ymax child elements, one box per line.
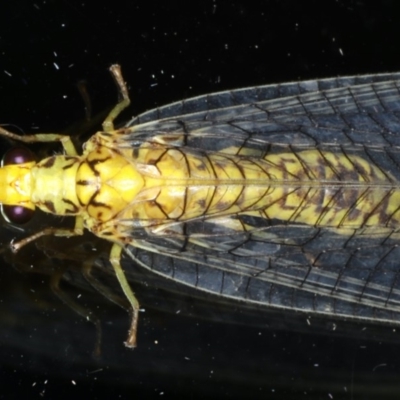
<box><xmin>1</xmin><ymin>1</ymin><xmax>400</xmax><ymax>398</ymax></box>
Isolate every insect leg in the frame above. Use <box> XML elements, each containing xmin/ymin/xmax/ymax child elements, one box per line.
<box><xmin>0</xmin><ymin>126</ymin><xmax>78</xmax><ymax>156</ymax></box>
<box><xmin>109</xmin><ymin>243</ymin><xmax>139</xmax><ymax>348</ymax></box>
<box><xmin>11</xmin><ymin>226</ymin><xmax>84</xmax><ymax>255</ymax></box>
<box><xmin>101</xmin><ymin>64</ymin><xmax>131</xmax><ymax>132</ymax></box>
<box><xmin>0</xmin><ymin>65</ymin><xmax>130</xmax><ymax>153</ymax></box>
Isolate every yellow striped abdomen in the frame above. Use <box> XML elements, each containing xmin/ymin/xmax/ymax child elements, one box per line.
<box><xmin>123</xmin><ymin>147</ymin><xmax>400</xmax><ymax>231</ymax></box>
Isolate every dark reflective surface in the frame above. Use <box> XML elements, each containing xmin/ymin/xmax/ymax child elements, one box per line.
<box><xmin>1</xmin><ymin>1</ymin><xmax>400</xmax><ymax>398</ymax></box>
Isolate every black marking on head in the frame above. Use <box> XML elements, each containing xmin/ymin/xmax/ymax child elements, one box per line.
<box><xmin>62</xmin><ymin>157</ymin><xmax>79</xmax><ymax>169</ymax></box>
<box><xmin>42</xmin><ymin>157</ymin><xmax>56</xmax><ymax>168</ymax></box>
<box><xmin>77</xmin><ymin>179</ymin><xmax>91</xmax><ymax>186</ymax></box>
<box><xmin>43</xmin><ymin>200</ymin><xmax>56</xmax><ymax>213</ymax></box>
<box><xmin>90</xmin><ymin>199</ymin><xmax>111</xmax><ymax>209</ymax></box>
<box><xmin>63</xmin><ymin>198</ymin><xmax>79</xmax><ymax>214</ymax></box>
<box><xmin>87</xmin><ymin>159</ymin><xmax>103</xmax><ymax>171</ymax></box>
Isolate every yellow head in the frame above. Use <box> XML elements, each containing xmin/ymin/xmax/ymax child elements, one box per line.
<box><xmin>0</xmin><ymin>162</ymin><xmax>35</xmax><ymax>209</ymax></box>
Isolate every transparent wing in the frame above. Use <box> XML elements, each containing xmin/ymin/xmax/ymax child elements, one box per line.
<box><xmin>121</xmin><ymin>219</ymin><xmax>400</xmax><ymax>325</ymax></box>
<box><xmin>110</xmin><ymin>73</ymin><xmax>400</xmax><ymax>325</ymax></box>
<box><xmin>123</xmin><ymin>72</ymin><xmax>400</xmax><ymax>150</ymax></box>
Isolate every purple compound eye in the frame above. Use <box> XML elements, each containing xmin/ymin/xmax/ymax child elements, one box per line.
<box><xmin>1</xmin><ymin>147</ymin><xmax>35</xmax><ymax>224</ymax></box>
<box><xmin>2</xmin><ymin>205</ymin><xmax>34</xmax><ymax>224</ymax></box>
<box><xmin>2</xmin><ymin>147</ymin><xmax>35</xmax><ymax>166</ymax></box>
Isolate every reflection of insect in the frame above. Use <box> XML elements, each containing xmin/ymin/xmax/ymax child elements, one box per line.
<box><xmin>2</xmin><ymin>66</ymin><xmax>400</xmax><ymax>348</ymax></box>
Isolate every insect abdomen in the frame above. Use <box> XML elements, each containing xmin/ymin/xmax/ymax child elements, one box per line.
<box><xmin>130</xmin><ymin>146</ymin><xmax>400</xmax><ymax>230</ymax></box>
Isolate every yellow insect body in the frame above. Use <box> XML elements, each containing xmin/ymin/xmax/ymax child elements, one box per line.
<box><xmin>6</xmin><ymin>136</ymin><xmax>394</xmax><ymax>240</ymax></box>
<box><xmin>2</xmin><ymin>66</ymin><xmax>400</xmax><ymax>348</ymax></box>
